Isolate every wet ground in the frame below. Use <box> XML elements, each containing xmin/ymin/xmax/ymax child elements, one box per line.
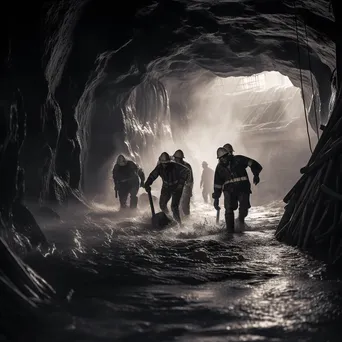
<box><xmin>24</xmin><ymin>199</ymin><xmax>342</xmax><ymax>342</ymax></box>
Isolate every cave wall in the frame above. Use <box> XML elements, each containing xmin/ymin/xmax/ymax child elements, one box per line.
<box><xmin>64</xmin><ymin>0</ymin><xmax>336</xmax><ymax>196</ymax></box>
<box><xmin>2</xmin><ymin>0</ymin><xmax>336</xmax><ymax>215</ymax></box>
<box><xmin>4</xmin><ymin>2</ymin><xmax>84</xmax><ymax>208</ymax></box>
<box><xmin>1</xmin><ymin>1</ymin><xmax>340</xmax><ymax>337</ymax></box>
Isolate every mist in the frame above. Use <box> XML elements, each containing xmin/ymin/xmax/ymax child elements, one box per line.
<box><xmin>161</xmin><ymin>71</ymin><xmax>317</xmax><ymax>205</ymax></box>
<box><xmin>98</xmin><ymin>71</ymin><xmax>318</xmax><ymax>207</ymax></box>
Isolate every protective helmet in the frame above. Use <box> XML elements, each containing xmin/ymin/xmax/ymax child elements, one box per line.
<box><xmin>117</xmin><ymin>154</ymin><xmax>127</xmax><ymax>166</ymax></box>
<box><xmin>202</xmin><ymin>161</ymin><xmax>208</xmax><ymax>167</ymax></box>
<box><xmin>159</xmin><ymin>152</ymin><xmax>171</xmax><ymax>163</ymax></box>
<box><xmin>217</xmin><ymin>147</ymin><xmax>229</xmax><ymax>159</ymax></box>
<box><xmin>223</xmin><ymin>143</ymin><xmax>234</xmax><ymax>153</ymax></box>
<box><xmin>173</xmin><ymin>149</ymin><xmax>184</xmax><ymax>159</ymax></box>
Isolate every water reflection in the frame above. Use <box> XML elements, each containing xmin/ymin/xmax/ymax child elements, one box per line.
<box><xmin>23</xmin><ymin>200</ymin><xmax>342</xmax><ymax>342</ymax></box>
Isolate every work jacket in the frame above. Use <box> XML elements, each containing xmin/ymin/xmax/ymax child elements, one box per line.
<box><xmin>177</xmin><ymin>160</ymin><xmax>194</xmax><ymax>188</ymax></box>
<box><xmin>213</xmin><ymin>155</ymin><xmax>262</xmax><ymax>198</ymax></box>
<box><xmin>112</xmin><ymin>160</ymin><xmax>145</xmax><ymax>188</ymax></box>
<box><xmin>145</xmin><ymin>161</ymin><xmax>189</xmax><ymax>189</ymax></box>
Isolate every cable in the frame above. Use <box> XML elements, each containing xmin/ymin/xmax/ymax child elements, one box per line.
<box><xmin>293</xmin><ymin>0</ymin><xmax>313</xmax><ymax>153</ymax></box>
<box><xmin>304</xmin><ymin>21</ymin><xmax>320</xmax><ymax>139</ymax></box>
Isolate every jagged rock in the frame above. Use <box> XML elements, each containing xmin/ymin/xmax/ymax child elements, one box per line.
<box><xmin>191</xmin><ymin>249</ymin><xmax>211</xmax><ymax>262</ymax></box>
<box><xmin>275</xmin><ymin>92</ymin><xmax>342</xmax><ymax>264</ymax></box>
<box><xmin>37</xmin><ymin>206</ymin><xmax>60</xmax><ymax>220</ymax></box>
<box><xmin>12</xmin><ymin>203</ymin><xmax>48</xmax><ymax>249</ymax></box>
<box><xmin>0</xmin><ymin>235</ymin><xmax>55</xmax><ymax>341</ymax></box>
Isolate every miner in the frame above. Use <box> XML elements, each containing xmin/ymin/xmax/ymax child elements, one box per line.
<box><xmin>212</xmin><ymin>145</ymin><xmax>262</xmax><ymax>232</ymax></box>
<box><xmin>172</xmin><ymin>149</ymin><xmax>194</xmax><ymax>216</ymax></box>
<box><xmin>200</xmin><ymin>161</ymin><xmax>214</xmax><ymax>203</ymax></box>
<box><xmin>112</xmin><ymin>154</ymin><xmax>145</xmax><ymax>209</ymax></box>
<box><xmin>144</xmin><ymin>152</ymin><xmax>189</xmax><ymax>224</ymax></box>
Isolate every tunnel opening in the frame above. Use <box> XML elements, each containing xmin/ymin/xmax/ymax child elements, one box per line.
<box><xmin>162</xmin><ymin>70</ymin><xmax>319</xmax><ymax>207</ymax></box>
<box><xmin>84</xmin><ymin>66</ymin><xmax>320</xmax><ymax>208</ymax></box>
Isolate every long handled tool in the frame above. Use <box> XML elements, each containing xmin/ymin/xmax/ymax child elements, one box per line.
<box><xmin>216</xmin><ymin>208</ymin><xmax>220</xmax><ymax>225</ymax></box>
<box><xmin>147</xmin><ymin>190</ymin><xmax>156</xmax><ymax>217</ymax></box>
<box><xmin>147</xmin><ymin>190</ymin><xmax>171</xmax><ymax>229</ymax></box>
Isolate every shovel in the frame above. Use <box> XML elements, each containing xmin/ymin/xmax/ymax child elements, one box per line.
<box><xmin>147</xmin><ymin>190</ymin><xmax>172</xmax><ymax>229</ymax></box>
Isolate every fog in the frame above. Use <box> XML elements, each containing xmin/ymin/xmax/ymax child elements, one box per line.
<box><xmin>102</xmin><ymin>71</ymin><xmax>318</xmax><ymax>206</ymax></box>
<box><xmin>169</xmin><ymin>71</ymin><xmax>318</xmax><ymax>205</ymax></box>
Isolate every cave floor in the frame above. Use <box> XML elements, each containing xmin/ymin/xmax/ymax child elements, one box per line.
<box><xmin>25</xmin><ymin>199</ymin><xmax>342</xmax><ymax>342</ymax></box>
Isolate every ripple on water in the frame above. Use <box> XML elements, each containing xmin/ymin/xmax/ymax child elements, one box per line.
<box><xmin>23</xmin><ymin>201</ymin><xmax>342</xmax><ymax>342</ymax></box>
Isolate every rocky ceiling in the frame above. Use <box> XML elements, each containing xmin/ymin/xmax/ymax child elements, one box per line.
<box><xmin>2</xmin><ymin>0</ymin><xmax>336</xmax><ymax>204</ymax></box>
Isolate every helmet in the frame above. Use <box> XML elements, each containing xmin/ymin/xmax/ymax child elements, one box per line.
<box><xmin>223</xmin><ymin>143</ymin><xmax>234</xmax><ymax>153</ymax></box>
<box><xmin>117</xmin><ymin>154</ymin><xmax>127</xmax><ymax>166</ymax></box>
<box><xmin>159</xmin><ymin>152</ymin><xmax>171</xmax><ymax>163</ymax></box>
<box><xmin>173</xmin><ymin>149</ymin><xmax>184</xmax><ymax>159</ymax></box>
<box><xmin>202</xmin><ymin>161</ymin><xmax>208</xmax><ymax>167</ymax></box>
<box><xmin>217</xmin><ymin>147</ymin><xmax>229</xmax><ymax>159</ymax></box>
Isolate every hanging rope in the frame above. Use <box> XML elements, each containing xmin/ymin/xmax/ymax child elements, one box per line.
<box><xmin>293</xmin><ymin>0</ymin><xmax>313</xmax><ymax>153</ymax></box>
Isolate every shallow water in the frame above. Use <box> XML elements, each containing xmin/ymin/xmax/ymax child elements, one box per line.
<box><xmin>24</xmin><ymin>199</ymin><xmax>342</xmax><ymax>342</ymax></box>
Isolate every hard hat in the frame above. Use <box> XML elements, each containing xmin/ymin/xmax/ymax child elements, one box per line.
<box><xmin>223</xmin><ymin>143</ymin><xmax>234</xmax><ymax>153</ymax></box>
<box><xmin>159</xmin><ymin>152</ymin><xmax>171</xmax><ymax>163</ymax></box>
<box><xmin>217</xmin><ymin>147</ymin><xmax>229</xmax><ymax>159</ymax></box>
<box><xmin>117</xmin><ymin>154</ymin><xmax>127</xmax><ymax>166</ymax></box>
<box><xmin>173</xmin><ymin>149</ymin><xmax>184</xmax><ymax>159</ymax></box>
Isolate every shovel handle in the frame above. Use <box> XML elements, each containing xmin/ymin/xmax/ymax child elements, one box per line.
<box><xmin>216</xmin><ymin>208</ymin><xmax>220</xmax><ymax>224</ymax></box>
<box><xmin>147</xmin><ymin>190</ymin><xmax>156</xmax><ymax>217</ymax></box>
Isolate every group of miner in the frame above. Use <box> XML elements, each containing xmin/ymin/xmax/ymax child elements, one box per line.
<box><xmin>112</xmin><ymin>144</ymin><xmax>262</xmax><ymax>233</ymax></box>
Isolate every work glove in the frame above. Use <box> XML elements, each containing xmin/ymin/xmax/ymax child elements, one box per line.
<box><xmin>213</xmin><ymin>198</ymin><xmax>220</xmax><ymax>211</ymax></box>
<box><xmin>253</xmin><ymin>175</ymin><xmax>260</xmax><ymax>185</ymax></box>
<box><xmin>144</xmin><ymin>183</ymin><xmax>151</xmax><ymax>192</ymax></box>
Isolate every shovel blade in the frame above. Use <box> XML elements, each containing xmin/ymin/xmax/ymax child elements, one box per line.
<box><xmin>152</xmin><ymin>212</ymin><xmax>172</xmax><ymax>229</ymax></box>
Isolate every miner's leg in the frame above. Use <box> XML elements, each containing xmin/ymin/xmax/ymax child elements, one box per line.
<box><xmin>129</xmin><ymin>185</ymin><xmax>139</xmax><ymax>209</ymax></box>
<box><xmin>237</xmin><ymin>192</ymin><xmax>251</xmax><ymax>229</ymax></box>
<box><xmin>159</xmin><ymin>187</ymin><xmax>172</xmax><ymax>214</ymax></box>
<box><xmin>223</xmin><ymin>191</ymin><xmax>238</xmax><ymax>233</ymax></box>
<box><xmin>118</xmin><ymin>186</ymin><xmax>129</xmax><ymax>209</ymax></box>
<box><xmin>181</xmin><ymin>186</ymin><xmax>191</xmax><ymax>216</ymax></box>
<box><xmin>171</xmin><ymin>189</ymin><xmax>183</xmax><ymax>224</ymax></box>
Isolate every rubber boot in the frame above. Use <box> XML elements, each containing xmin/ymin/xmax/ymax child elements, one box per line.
<box><xmin>172</xmin><ymin>208</ymin><xmax>182</xmax><ymax>226</ymax></box>
<box><xmin>130</xmin><ymin>195</ymin><xmax>138</xmax><ymax>209</ymax></box>
<box><xmin>225</xmin><ymin>213</ymin><xmax>235</xmax><ymax>233</ymax></box>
